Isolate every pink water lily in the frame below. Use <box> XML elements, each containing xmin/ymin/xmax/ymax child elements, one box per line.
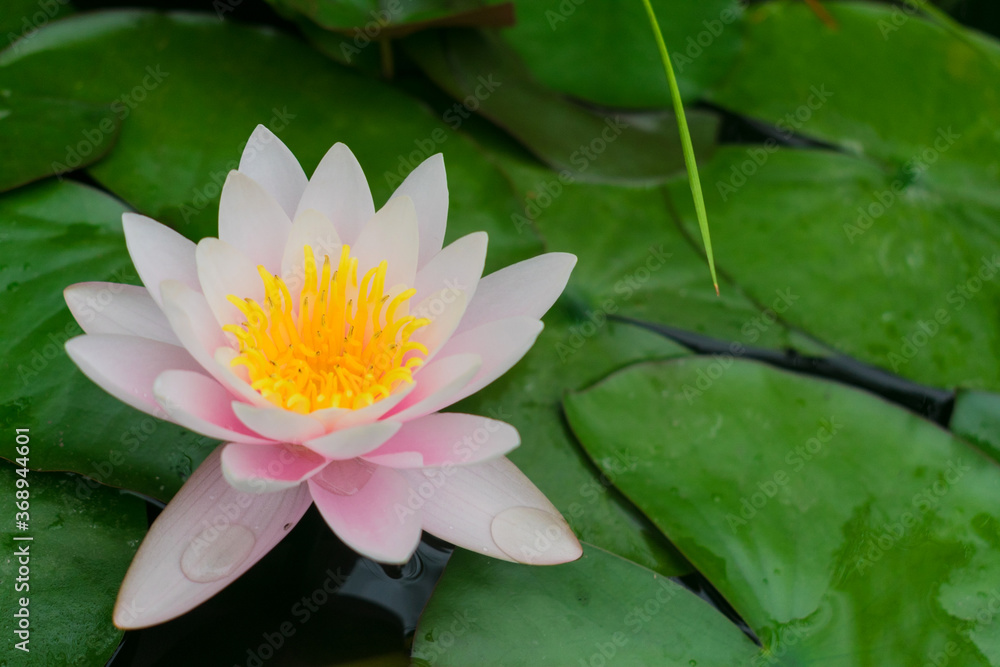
<box><xmin>64</xmin><ymin>126</ymin><xmax>581</xmax><ymax>628</ymax></box>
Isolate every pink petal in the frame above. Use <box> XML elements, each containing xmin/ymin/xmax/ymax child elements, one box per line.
<box><xmin>457</xmin><ymin>252</ymin><xmax>576</xmax><ymax>334</ymax></box>
<box><xmin>280</xmin><ymin>208</ymin><xmax>342</xmax><ymax>292</ymax></box>
<box><xmin>389</xmin><ymin>153</ymin><xmax>448</xmax><ymax>268</ymax></box>
<box><xmin>113</xmin><ymin>447</ymin><xmax>313</xmax><ymax>629</ymax></box>
<box><xmin>218</xmin><ymin>171</ymin><xmax>292</xmax><ymax>272</ymax></box>
<box><xmin>433</xmin><ymin>317</ymin><xmax>544</xmax><ymax>405</ymax></box>
<box><xmin>196</xmin><ymin>238</ymin><xmax>264</xmax><ymax>330</ymax></box>
<box><xmin>231</xmin><ymin>403</ymin><xmax>326</xmax><ymax>443</ymax></box>
<box><xmin>294</xmin><ymin>143</ymin><xmax>374</xmax><ymax>246</ymax></box>
<box><xmin>309</xmin><ymin>462</ymin><xmax>422</xmax><ymax>564</ymax></box>
<box><xmin>153</xmin><ymin>371</ymin><xmax>270</xmax><ymax>445</ymax></box>
<box><xmin>351</xmin><ymin>195</ymin><xmax>419</xmax><ymax>290</ymax></box>
<box><xmin>386</xmin><ymin>353</ymin><xmax>481</xmax><ymax>422</ymax></box>
<box><xmin>64</xmin><ymin>282</ymin><xmax>179</xmax><ymax>345</ymax></box>
<box><xmin>303</xmin><ymin>421</ymin><xmax>401</xmax><ymax>459</ymax></box>
<box><xmin>363</xmin><ymin>413</ymin><xmax>519</xmax><ymax>468</ymax></box>
<box><xmin>413</xmin><ymin>231</ymin><xmax>486</xmax><ymax>305</ymax></box>
<box><xmin>401</xmin><ymin>457</ymin><xmax>581</xmax><ymax>564</ymax></box>
<box><xmin>159</xmin><ymin>280</ymin><xmax>269</xmax><ymax>408</ymax></box>
<box><xmin>220</xmin><ymin>442</ymin><xmax>328</xmax><ymax>493</ymax></box>
<box><xmin>238</xmin><ymin>125</ymin><xmax>308</xmax><ymax>220</ymax></box>
<box><xmin>65</xmin><ymin>334</ymin><xmax>202</xmax><ymax>418</ymax></box>
<box><xmin>122</xmin><ymin>213</ymin><xmax>200</xmax><ymax>308</ymax></box>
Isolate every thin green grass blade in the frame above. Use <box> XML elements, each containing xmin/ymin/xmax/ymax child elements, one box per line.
<box><xmin>641</xmin><ymin>0</ymin><xmax>719</xmax><ymax>295</ymax></box>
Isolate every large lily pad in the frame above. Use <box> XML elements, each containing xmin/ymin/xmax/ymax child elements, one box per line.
<box><xmin>0</xmin><ymin>179</ymin><xmax>218</xmax><ymax>501</ymax></box>
<box><xmin>566</xmin><ymin>358</ymin><xmax>1000</xmax><ymax>666</ymax></box>
<box><xmin>411</xmin><ymin>544</ymin><xmax>759</xmax><ymax>666</ymax></box>
<box><xmin>0</xmin><ymin>461</ymin><xmax>145</xmax><ymax>666</ymax></box>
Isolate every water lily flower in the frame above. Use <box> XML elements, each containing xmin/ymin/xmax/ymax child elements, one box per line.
<box><xmin>64</xmin><ymin>126</ymin><xmax>582</xmax><ymax>628</ymax></box>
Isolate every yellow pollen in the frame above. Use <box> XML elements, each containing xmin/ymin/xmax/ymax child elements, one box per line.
<box><xmin>223</xmin><ymin>245</ymin><xmax>430</xmax><ymax>414</ymax></box>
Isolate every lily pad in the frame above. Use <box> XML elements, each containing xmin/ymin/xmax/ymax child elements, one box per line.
<box><xmin>502</xmin><ymin>0</ymin><xmax>744</xmax><ymax>107</ymax></box>
<box><xmin>0</xmin><ymin>179</ymin><xmax>217</xmax><ymax>501</ymax></box>
<box><xmin>404</xmin><ymin>28</ymin><xmax>721</xmax><ymax>184</ymax></box>
<box><xmin>267</xmin><ymin>0</ymin><xmax>514</xmax><ymax>37</ymax></box>
<box><xmin>0</xmin><ymin>91</ymin><xmax>121</xmax><ymax>192</ymax></box>
<box><xmin>566</xmin><ymin>358</ymin><xmax>1000</xmax><ymax>666</ymax></box>
<box><xmin>411</xmin><ymin>544</ymin><xmax>759</xmax><ymax>666</ymax></box>
<box><xmin>0</xmin><ymin>461</ymin><xmax>145</xmax><ymax>666</ymax></box>
<box><xmin>950</xmin><ymin>389</ymin><xmax>1000</xmax><ymax>463</ymax></box>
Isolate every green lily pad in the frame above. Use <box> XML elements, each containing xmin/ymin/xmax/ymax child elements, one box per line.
<box><xmin>668</xmin><ymin>145</ymin><xmax>1000</xmax><ymax>390</ymax></box>
<box><xmin>0</xmin><ymin>91</ymin><xmax>121</xmax><ymax>193</ymax></box>
<box><xmin>404</xmin><ymin>28</ymin><xmax>721</xmax><ymax>184</ymax></box>
<box><xmin>502</xmin><ymin>0</ymin><xmax>744</xmax><ymax>107</ymax></box>
<box><xmin>566</xmin><ymin>358</ymin><xmax>1000</xmax><ymax>666</ymax></box>
<box><xmin>950</xmin><ymin>389</ymin><xmax>1000</xmax><ymax>463</ymax></box>
<box><xmin>0</xmin><ymin>179</ymin><xmax>217</xmax><ymax>501</ymax></box>
<box><xmin>1</xmin><ymin>0</ymin><xmax>72</xmax><ymax>51</ymax></box>
<box><xmin>0</xmin><ymin>9</ymin><xmax>541</xmax><ymax>273</ymax></box>
<box><xmin>0</xmin><ymin>460</ymin><xmax>145</xmax><ymax>666</ymax></box>
<box><xmin>454</xmin><ymin>303</ymin><xmax>692</xmax><ymax>576</ymax></box>
<box><xmin>410</xmin><ymin>544</ymin><xmax>759</xmax><ymax>666</ymax></box>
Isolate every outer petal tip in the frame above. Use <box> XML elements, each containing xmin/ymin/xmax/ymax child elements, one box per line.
<box><xmin>490</xmin><ymin>506</ymin><xmax>582</xmax><ymax>565</ymax></box>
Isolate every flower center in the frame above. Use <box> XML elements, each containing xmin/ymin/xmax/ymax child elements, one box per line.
<box><xmin>223</xmin><ymin>245</ymin><xmax>429</xmax><ymax>414</ymax></box>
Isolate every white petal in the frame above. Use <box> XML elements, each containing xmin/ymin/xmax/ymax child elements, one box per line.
<box><xmin>231</xmin><ymin>403</ymin><xmax>326</xmax><ymax>443</ymax></box>
<box><xmin>386</xmin><ymin>353</ymin><xmax>481</xmax><ymax>422</ymax></box>
<box><xmin>401</xmin><ymin>457</ymin><xmax>581</xmax><ymax>564</ymax></box>
<box><xmin>351</xmin><ymin>195</ymin><xmax>419</xmax><ymax>290</ymax></box>
<box><xmin>196</xmin><ymin>238</ymin><xmax>264</xmax><ymax>330</ymax></box>
<box><xmin>364</xmin><ymin>413</ymin><xmax>518</xmax><ymax>468</ymax></box>
<box><xmin>153</xmin><ymin>371</ymin><xmax>270</xmax><ymax>445</ymax></box>
<box><xmin>218</xmin><ymin>171</ymin><xmax>292</xmax><ymax>272</ymax></box>
<box><xmin>413</xmin><ymin>231</ymin><xmax>486</xmax><ymax>305</ymax></box>
<box><xmin>221</xmin><ymin>442</ymin><xmax>328</xmax><ymax>493</ymax></box>
<box><xmin>314</xmin><ymin>382</ymin><xmax>416</xmax><ymax>430</ymax></box>
<box><xmin>238</xmin><ymin>125</ymin><xmax>308</xmax><ymax>220</ymax></box>
<box><xmin>457</xmin><ymin>252</ymin><xmax>576</xmax><ymax>334</ymax></box>
<box><xmin>65</xmin><ymin>334</ymin><xmax>202</xmax><ymax>418</ymax></box>
<box><xmin>122</xmin><ymin>213</ymin><xmax>199</xmax><ymax>308</ymax></box>
<box><xmin>295</xmin><ymin>143</ymin><xmax>374</xmax><ymax>245</ymax></box>
<box><xmin>309</xmin><ymin>463</ymin><xmax>422</xmax><ymax>564</ymax></box>
<box><xmin>409</xmin><ymin>288</ymin><xmax>467</xmax><ymax>362</ymax></box>
<box><xmin>303</xmin><ymin>421</ymin><xmax>401</xmax><ymax>460</ymax></box>
<box><xmin>389</xmin><ymin>153</ymin><xmax>448</xmax><ymax>268</ymax></box>
<box><xmin>65</xmin><ymin>282</ymin><xmax>179</xmax><ymax>345</ymax></box>
<box><xmin>112</xmin><ymin>447</ymin><xmax>313</xmax><ymax>628</ymax></box>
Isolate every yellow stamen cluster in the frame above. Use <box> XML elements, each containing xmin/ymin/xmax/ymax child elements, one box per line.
<box><xmin>223</xmin><ymin>245</ymin><xmax>429</xmax><ymax>414</ymax></box>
